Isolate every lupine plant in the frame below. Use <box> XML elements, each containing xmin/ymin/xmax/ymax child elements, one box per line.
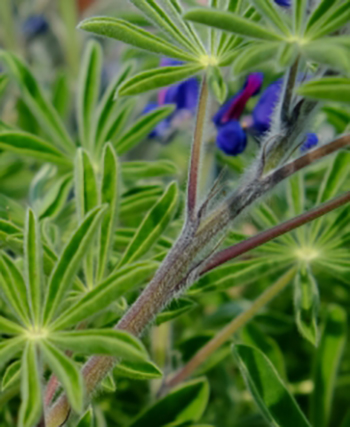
<box><xmin>0</xmin><ymin>0</ymin><xmax>350</xmax><ymax>426</ymax></box>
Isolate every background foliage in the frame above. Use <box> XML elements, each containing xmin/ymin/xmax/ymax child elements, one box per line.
<box><xmin>0</xmin><ymin>0</ymin><xmax>349</xmax><ymax>426</ymax></box>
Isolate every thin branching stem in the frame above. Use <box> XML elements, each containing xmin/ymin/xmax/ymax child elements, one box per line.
<box><xmin>162</xmin><ymin>268</ymin><xmax>297</xmax><ymax>392</ymax></box>
<box><xmin>202</xmin><ymin>191</ymin><xmax>350</xmax><ymax>274</ymax></box>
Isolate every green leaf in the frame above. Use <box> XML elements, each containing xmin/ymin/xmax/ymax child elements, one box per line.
<box><xmin>251</xmin><ymin>0</ymin><xmax>290</xmax><ymax>36</ymax></box>
<box><xmin>0</xmin><ymin>253</ymin><xmax>30</xmax><ymax>324</ymax></box>
<box><xmin>0</xmin><ymin>51</ymin><xmax>74</xmax><ymax>153</ymax></box>
<box><xmin>306</xmin><ymin>2</ymin><xmax>350</xmax><ymax>39</ymax></box>
<box><xmin>118</xmin><ymin>182</ymin><xmax>178</xmax><ymax>267</ymax></box>
<box><xmin>51</xmin><ymin>261</ymin><xmax>158</xmax><ymax>330</ymax></box>
<box><xmin>43</xmin><ymin>206</ymin><xmax>106</xmax><ymax>325</ymax></box>
<box><xmin>40</xmin><ymin>340</ymin><xmax>83</xmax><ymax>413</ymax></box>
<box><xmin>118</xmin><ymin>64</ymin><xmax>203</xmax><ymax>97</ymax></box>
<box><xmin>0</xmin><ymin>315</ymin><xmax>24</xmax><ymax>335</ymax></box>
<box><xmin>79</xmin><ymin>17</ymin><xmax>196</xmax><ymax>62</ymax></box>
<box><xmin>184</xmin><ymin>8</ymin><xmax>285</xmax><ymax>42</ymax></box>
<box><xmin>18</xmin><ymin>342</ymin><xmax>42</xmax><ymax>427</ymax></box>
<box><xmin>311</xmin><ymin>151</ymin><xmax>350</xmax><ymax>240</ymax></box>
<box><xmin>50</xmin><ymin>329</ymin><xmax>147</xmax><ymax>361</ymax></box>
<box><xmin>298</xmin><ymin>77</ymin><xmax>350</xmax><ymax>103</ymax></box>
<box><xmin>77</xmin><ymin>40</ymin><xmax>102</xmax><ymax>149</ymax></box>
<box><xmin>52</xmin><ymin>71</ymin><xmax>70</xmax><ymax>119</ymax></box>
<box><xmin>38</xmin><ymin>174</ymin><xmax>72</xmax><ymax>220</ymax></box>
<box><xmin>302</xmin><ymin>39</ymin><xmax>350</xmax><ymax>73</ymax></box>
<box><xmin>293</xmin><ymin>0</ymin><xmax>308</xmax><ymax>34</ymax></box>
<box><xmin>189</xmin><ymin>258</ymin><xmax>282</xmax><ymax>294</ymax></box>
<box><xmin>24</xmin><ymin>209</ymin><xmax>43</xmax><ymax>325</ymax></box>
<box><xmin>310</xmin><ymin>305</ymin><xmax>347</xmax><ymax>427</ymax></box>
<box><xmin>0</xmin><ymin>131</ymin><xmax>71</xmax><ymax>166</ymax></box>
<box><xmin>101</xmin><ymin>373</ymin><xmax>117</xmax><ymax>392</ymax></box>
<box><xmin>156</xmin><ymin>297</ymin><xmax>196</xmax><ymax>325</ymax></box>
<box><xmin>74</xmin><ymin>407</ymin><xmax>94</xmax><ymax>427</ymax></box>
<box><xmin>1</xmin><ymin>360</ymin><xmax>21</xmax><ymax>391</ymax></box>
<box><xmin>114</xmin><ymin>105</ymin><xmax>175</xmax><ymax>155</ymax></box>
<box><xmin>294</xmin><ymin>266</ymin><xmax>320</xmax><ymax>346</ymax></box>
<box><xmin>306</xmin><ymin>0</ymin><xmax>337</xmax><ymax>31</ymax></box>
<box><xmin>128</xmin><ymin>378</ymin><xmax>210</xmax><ymax>427</ymax></box>
<box><xmin>130</xmin><ymin>0</ymin><xmax>201</xmax><ymax>54</ymax></box>
<box><xmin>233</xmin><ymin>42</ymin><xmax>279</xmax><ymax>75</ymax></box>
<box><xmin>208</xmin><ymin>66</ymin><xmax>227</xmax><ymax>104</ymax></box>
<box><xmin>74</xmin><ymin>149</ymin><xmax>98</xmax><ymax>222</ymax></box>
<box><xmin>234</xmin><ymin>344</ymin><xmax>311</xmax><ymax>427</ymax></box>
<box><xmin>241</xmin><ymin>324</ymin><xmax>286</xmax><ymax>379</ymax></box>
<box><xmin>97</xmin><ymin>144</ymin><xmax>120</xmax><ymax>281</ymax></box>
<box><xmin>95</xmin><ymin>63</ymin><xmax>134</xmax><ymax>149</ymax></box>
<box><xmin>0</xmin><ymin>336</ymin><xmax>25</xmax><ymax>369</ymax></box>
<box><xmin>122</xmin><ymin>160</ymin><xmax>178</xmax><ymax>181</ymax></box>
<box><xmin>115</xmin><ymin>359</ymin><xmax>163</xmax><ymax>380</ymax></box>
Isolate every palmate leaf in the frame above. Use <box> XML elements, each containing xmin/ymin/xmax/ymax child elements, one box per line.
<box><xmin>306</xmin><ymin>1</ymin><xmax>350</xmax><ymax>39</ymax></box>
<box><xmin>51</xmin><ymin>261</ymin><xmax>158</xmax><ymax>330</ymax></box>
<box><xmin>75</xmin><ymin>407</ymin><xmax>94</xmax><ymax>427</ymax></box>
<box><xmin>24</xmin><ymin>209</ymin><xmax>43</xmax><ymax>326</ymax></box>
<box><xmin>0</xmin><ymin>336</ymin><xmax>26</xmax><ymax>370</ymax></box>
<box><xmin>241</xmin><ymin>324</ymin><xmax>286</xmax><ymax>379</ymax></box>
<box><xmin>294</xmin><ymin>265</ymin><xmax>320</xmax><ymax>346</ymax></box>
<box><xmin>0</xmin><ymin>253</ymin><xmax>30</xmax><ymax>325</ymax></box>
<box><xmin>1</xmin><ymin>360</ymin><xmax>21</xmax><ymax>391</ymax></box>
<box><xmin>302</xmin><ymin>39</ymin><xmax>350</xmax><ymax>74</ymax></box>
<box><xmin>95</xmin><ymin>63</ymin><xmax>134</xmax><ymax>150</ymax></box>
<box><xmin>118</xmin><ymin>181</ymin><xmax>178</xmax><ymax>267</ymax></box>
<box><xmin>79</xmin><ymin>17</ymin><xmax>196</xmax><ymax>62</ymax></box>
<box><xmin>49</xmin><ymin>329</ymin><xmax>148</xmax><ymax>361</ymax></box>
<box><xmin>40</xmin><ymin>340</ymin><xmax>83</xmax><ymax>413</ymax></box>
<box><xmin>118</xmin><ymin>65</ymin><xmax>203</xmax><ymax>97</ymax></box>
<box><xmin>184</xmin><ymin>8</ymin><xmax>285</xmax><ymax>42</ymax></box>
<box><xmin>0</xmin><ymin>315</ymin><xmax>25</xmax><ymax>335</ymax></box>
<box><xmin>38</xmin><ymin>174</ymin><xmax>72</xmax><ymax>220</ymax></box>
<box><xmin>121</xmin><ymin>160</ymin><xmax>178</xmax><ymax>181</ymax></box>
<box><xmin>114</xmin><ymin>359</ymin><xmax>163</xmax><ymax>380</ymax></box>
<box><xmin>293</xmin><ymin>0</ymin><xmax>308</xmax><ymax>34</ymax></box>
<box><xmin>18</xmin><ymin>342</ymin><xmax>42</xmax><ymax>427</ymax></box>
<box><xmin>74</xmin><ymin>149</ymin><xmax>98</xmax><ymax>222</ymax></box>
<box><xmin>114</xmin><ymin>104</ymin><xmax>175</xmax><ymax>155</ymax></box>
<box><xmin>130</xmin><ymin>0</ymin><xmax>202</xmax><ymax>55</ymax></box>
<box><xmin>156</xmin><ymin>297</ymin><xmax>196</xmax><ymax>325</ymax></box>
<box><xmin>0</xmin><ymin>51</ymin><xmax>74</xmax><ymax>154</ymax></box>
<box><xmin>310</xmin><ymin>305</ymin><xmax>347</xmax><ymax>427</ymax></box>
<box><xmin>43</xmin><ymin>205</ymin><xmax>106</xmax><ymax>325</ymax></box>
<box><xmin>306</xmin><ymin>0</ymin><xmax>338</xmax><ymax>31</ymax></box>
<box><xmin>0</xmin><ymin>131</ymin><xmax>71</xmax><ymax>166</ymax></box>
<box><xmin>77</xmin><ymin>40</ymin><xmax>102</xmax><ymax>149</ymax></box>
<box><xmin>97</xmin><ymin>144</ymin><xmax>120</xmax><ymax>281</ymax></box>
<box><xmin>298</xmin><ymin>77</ymin><xmax>350</xmax><ymax>103</ymax></box>
<box><xmin>234</xmin><ymin>344</ymin><xmax>311</xmax><ymax>427</ymax></box>
<box><xmin>250</xmin><ymin>0</ymin><xmax>290</xmax><ymax>36</ymax></box>
<box><xmin>127</xmin><ymin>378</ymin><xmax>209</xmax><ymax>427</ymax></box>
<box><xmin>232</xmin><ymin>42</ymin><xmax>279</xmax><ymax>75</ymax></box>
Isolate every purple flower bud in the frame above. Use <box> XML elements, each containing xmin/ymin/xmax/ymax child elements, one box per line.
<box><xmin>213</xmin><ymin>73</ymin><xmax>263</xmax><ymax>126</ymax></box>
<box><xmin>216</xmin><ymin>121</ymin><xmax>247</xmax><ymax>156</ymax></box>
<box><xmin>301</xmin><ymin>133</ymin><xmax>318</xmax><ymax>152</ymax></box>
<box><xmin>252</xmin><ymin>80</ymin><xmax>283</xmax><ymax>134</ymax></box>
<box><xmin>275</xmin><ymin>0</ymin><xmax>291</xmax><ymax>7</ymax></box>
<box><xmin>22</xmin><ymin>15</ymin><xmax>49</xmax><ymax>38</ymax></box>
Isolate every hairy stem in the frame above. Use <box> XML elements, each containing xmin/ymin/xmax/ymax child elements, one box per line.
<box><xmin>162</xmin><ymin>268</ymin><xmax>297</xmax><ymax>392</ymax></box>
<box><xmin>46</xmin><ymin>134</ymin><xmax>350</xmax><ymax>426</ymax></box>
<box><xmin>187</xmin><ymin>76</ymin><xmax>209</xmax><ymax>221</ymax></box>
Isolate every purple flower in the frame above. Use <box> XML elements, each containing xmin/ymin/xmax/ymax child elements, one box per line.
<box><xmin>144</xmin><ymin>59</ymin><xmax>199</xmax><ymax>139</ymax></box>
<box><xmin>22</xmin><ymin>15</ymin><xmax>49</xmax><ymax>38</ymax></box>
<box><xmin>301</xmin><ymin>133</ymin><xmax>318</xmax><ymax>152</ymax></box>
<box><xmin>275</xmin><ymin>0</ymin><xmax>291</xmax><ymax>7</ymax></box>
<box><xmin>252</xmin><ymin>81</ymin><xmax>319</xmax><ymax>152</ymax></box>
<box><xmin>252</xmin><ymin>80</ymin><xmax>282</xmax><ymax>134</ymax></box>
<box><xmin>213</xmin><ymin>73</ymin><xmax>263</xmax><ymax>156</ymax></box>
